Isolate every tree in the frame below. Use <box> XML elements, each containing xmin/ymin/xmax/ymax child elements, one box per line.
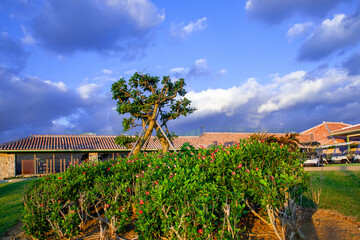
<box><xmin>111</xmin><ymin>72</ymin><xmax>195</xmax><ymax>155</ymax></box>
<box><xmin>249</xmin><ymin>131</ymin><xmax>300</xmax><ymax>151</ymax></box>
<box><xmin>277</xmin><ymin>133</ymin><xmax>300</xmax><ymax>151</ymax></box>
<box><xmin>249</xmin><ymin>131</ymin><xmax>278</xmax><ymax>144</ymax></box>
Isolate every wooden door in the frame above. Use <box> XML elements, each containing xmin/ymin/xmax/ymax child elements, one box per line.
<box><xmin>22</xmin><ymin>159</ymin><xmax>34</xmax><ymax>175</ymax></box>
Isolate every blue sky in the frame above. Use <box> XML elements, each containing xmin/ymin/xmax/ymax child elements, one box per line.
<box><xmin>1</xmin><ymin>0</ymin><xmax>360</xmax><ymax>142</ymax></box>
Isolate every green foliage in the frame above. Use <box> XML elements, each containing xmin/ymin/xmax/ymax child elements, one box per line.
<box><xmin>249</xmin><ymin>131</ymin><xmax>300</xmax><ymax>151</ymax></box>
<box><xmin>111</xmin><ymin>72</ymin><xmax>195</xmax><ymax>153</ymax></box>
<box><xmin>114</xmin><ymin>134</ymin><xmax>136</xmax><ymax>148</ymax></box>
<box><xmin>22</xmin><ymin>140</ymin><xmax>309</xmax><ymax>239</ymax></box>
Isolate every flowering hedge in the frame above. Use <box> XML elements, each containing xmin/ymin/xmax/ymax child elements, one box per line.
<box><xmin>22</xmin><ymin>140</ymin><xmax>309</xmax><ymax>239</ymax></box>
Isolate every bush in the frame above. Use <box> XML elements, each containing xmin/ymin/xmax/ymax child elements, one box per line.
<box><xmin>22</xmin><ymin>140</ymin><xmax>309</xmax><ymax>239</ymax></box>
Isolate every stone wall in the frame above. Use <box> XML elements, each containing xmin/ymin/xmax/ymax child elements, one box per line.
<box><xmin>89</xmin><ymin>152</ymin><xmax>98</xmax><ymax>163</ymax></box>
<box><xmin>0</xmin><ymin>153</ymin><xmax>15</xmax><ymax>180</ymax></box>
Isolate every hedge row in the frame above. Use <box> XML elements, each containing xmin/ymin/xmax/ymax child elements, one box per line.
<box><xmin>22</xmin><ymin>140</ymin><xmax>309</xmax><ymax>239</ymax></box>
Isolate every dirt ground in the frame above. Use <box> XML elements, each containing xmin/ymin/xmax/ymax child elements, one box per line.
<box><xmin>2</xmin><ymin>209</ymin><xmax>360</xmax><ymax>240</ymax></box>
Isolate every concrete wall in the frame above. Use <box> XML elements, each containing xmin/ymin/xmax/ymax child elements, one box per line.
<box><xmin>89</xmin><ymin>152</ymin><xmax>98</xmax><ymax>163</ymax></box>
<box><xmin>0</xmin><ymin>153</ymin><xmax>15</xmax><ymax>180</ymax></box>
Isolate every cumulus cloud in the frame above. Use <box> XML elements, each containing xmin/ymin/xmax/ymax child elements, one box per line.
<box><xmin>287</xmin><ymin>22</ymin><xmax>313</xmax><ymax>39</ymax></box>
<box><xmin>170</xmin><ymin>58</ymin><xmax>216</xmax><ymax>79</ymax></box>
<box><xmin>30</xmin><ymin>0</ymin><xmax>164</xmax><ymax>56</ymax></box>
<box><xmin>0</xmin><ymin>66</ymin><xmax>83</xmax><ymax>134</ymax></box>
<box><xmin>245</xmin><ymin>0</ymin><xmax>352</xmax><ymax>24</ymax></box>
<box><xmin>186</xmin><ymin>78</ymin><xmax>270</xmax><ymax>117</ymax></box>
<box><xmin>298</xmin><ymin>13</ymin><xmax>360</xmax><ymax>61</ymax></box>
<box><xmin>0</xmin><ymin>32</ymin><xmax>27</xmax><ymax>71</ymax></box>
<box><xmin>342</xmin><ymin>52</ymin><xmax>360</xmax><ymax>75</ymax></box>
<box><xmin>175</xmin><ymin>67</ymin><xmax>360</xmax><ymax>133</ymax></box>
<box><xmin>0</xmin><ymin>66</ymin><xmax>123</xmax><ymax>143</ymax></box>
<box><xmin>257</xmin><ymin>69</ymin><xmax>349</xmax><ymax>113</ymax></box>
<box><xmin>102</xmin><ymin>69</ymin><xmax>114</xmax><ymax>75</ymax></box>
<box><xmin>21</xmin><ymin>25</ymin><xmax>35</xmax><ymax>45</ymax></box>
<box><xmin>43</xmin><ymin>80</ymin><xmax>67</xmax><ymax>91</ymax></box>
<box><xmin>77</xmin><ymin>83</ymin><xmax>102</xmax><ymax>99</ymax></box>
<box><xmin>170</xmin><ymin>17</ymin><xmax>207</xmax><ymax>40</ymax></box>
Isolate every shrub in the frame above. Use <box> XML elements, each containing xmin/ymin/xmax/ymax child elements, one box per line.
<box><xmin>22</xmin><ymin>140</ymin><xmax>309</xmax><ymax>240</ymax></box>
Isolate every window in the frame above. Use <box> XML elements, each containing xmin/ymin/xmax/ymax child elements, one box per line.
<box><xmin>72</xmin><ymin>153</ymin><xmax>89</xmax><ymax>165</ymax></box>
<box><xmin>99</xmin><ymin>153</ymin><xmax>114</xmax><ymax>162</ymax></box>
<box><xmin>36</xmin><ymin>154</ymin><xmax>53</xmax><ymax>174</ymax></box>
<box><xmin>54</xmin><ymin>153</ymin><xmax>71</xmax><ymax>173</ymax></box>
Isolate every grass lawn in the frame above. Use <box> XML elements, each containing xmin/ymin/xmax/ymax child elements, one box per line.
<box><xmin>308</xmin><ymin>171</ymin><xmax>360</xmax><ymax>221</ymax></box>
<box><xmin>0</xmin><ymin>179</ymin><xmax>35</xmax><ymax>236</ymax></box>
<box><xmin>324</xmin><ymin>163</ymin><xmax>360</xmax><ymax>167</ymax></box>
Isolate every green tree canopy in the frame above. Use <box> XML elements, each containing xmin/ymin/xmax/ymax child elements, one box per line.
<box><xmin>111</xmin><ymin>72</ymin><xmax>195</xmax><ymax>154</ymax></box>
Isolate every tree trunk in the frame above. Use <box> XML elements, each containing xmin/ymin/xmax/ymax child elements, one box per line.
<box><xmin>160</xmin><ymin>137</ymin><xmax>170</xmax><ymax>154</ymax></box>
<box><xmin>132</xmin><ymin>119</ymin><xmax>156</xmax><ymax>155</ymax></box>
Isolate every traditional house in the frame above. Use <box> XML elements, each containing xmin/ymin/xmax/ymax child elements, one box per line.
<box><xmin>0</xmin><ymin>121</ymin><xmax>356</xmax><ymax>179</ymax></box>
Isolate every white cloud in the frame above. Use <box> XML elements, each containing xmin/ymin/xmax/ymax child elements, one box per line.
<box><xmin>105</xmin><ymin>0</ymin><xmax>165</xmax><ymax>28</ymax></box>
<box><xmin>31</xmin><ymin>0</ymin><xmax>165</xmax><ymax>55</ymax></box>
<box><xmin>186</xmin><ymin>78</ymin><xmax>269</xmax><ymax>117</ymax></box>
<box><xmin>125</xmin><ymin>69</ymin><xmax>137</xmax><ymax>75</ymax></box>
<box><xmin>258</xmin><ymin>69</ymin><xmax>351</xmax><ymax>113</ymax></box>
<box><xmin>43</xmin><ymin>80</ymin><xmax>67</xmax><ymax>91</ymax></box>
<box><xmin>170</xmin><ymin>58</ymin><xmax>212</xmax><ymax>79</ymax></box>
<box><xmin>287</xmin><ymin>22</ymin><xmax>313</xmax><ymax>38</ymax></box>
<box><xmin>77</xmin><ymin>83</ymin><xmax>102</xmax><ymax>99</ymax></box>
<box><xmin>218</xmin><ymin>69</ymin><xmax>227</xmax><ymax>75</ymax></box>
<box><xmin>245</xmin><ymin>0</ymin><xmax>349</xmax><ymax>24</ymax></box>
<box><xmin>298</xmin><ymin>13</ymin><xmax>360</xmax><ymax>60</ymax></box>
<box><xmin>102</xmin><ymin>69</ymin><xmax>113</xmax><ymax>75</ymax></box>
<box><xmin>170</xmin><ymin>67</ymin><xmax>187</xmax><ymax>74</ymax></box>
<box><xmin>185</xmin><ymin>68</ymin><xmax>360</xmax><ymax>122</ymax></box>
<box><xmin>171</xmin><ymin>17</ymin><xmax>207</xmax><ymax>40</ymax></box>
<box><xmin>21</xmin><ymin>25</ymin><xmax>35</xmax><ymax>45</ymax></box>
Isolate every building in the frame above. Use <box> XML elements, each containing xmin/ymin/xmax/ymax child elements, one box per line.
<box><xmin>0</xmin><ymin>121</ymin><xmax>356</xmax><ymax>179</ymax></box>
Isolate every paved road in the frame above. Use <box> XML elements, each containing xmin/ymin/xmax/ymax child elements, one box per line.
<box><xmin>304</xmin><ymin>165</ymin><xmax>360</xmax><ymax>171</ymax></box>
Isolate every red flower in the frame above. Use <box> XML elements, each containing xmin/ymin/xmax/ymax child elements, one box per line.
<box><xmin>246</xmin><ymin>169</ymin><xmax>250</xmax><ymax>173</ymax></box>
<box><xmin>155</xmin><ymin>181</ymin><xmax>158</xmax><ymax>185</ymax></box>
<box><xmin>256</xmin><ymin>167</ymin><xmax>259</xmax><ymax>171</ymax></box>
<box><xmin>139</xmin><ymin>210</ymin><xmax>143</xmax><ymax>214</ymax></box>
<box><xmin>46</xmin><ymin>177</ymin><xmax>50</xmax><ymax>180</ymax></box>
<box><xmin>40</xmin><ymin>204</ymin><xmax>44</xmax><ymax>207</ymax></box>
<box><xmin>83</xmin><ymin>172</ymin><xmax>86</xmax><ymax>175</ymax></box>
<box><xmin>59</xmin><ymin>177</ymin><xmax>62</xmax><ymax>180</ymax></box>
<box><xmin>140</xmin><ymin>200</ymin><xmax>144</xmax><ymax>205</ymax></box>
<box><xmin>270</xmin><ymin>176</ymin><xmax>274</xmax><ymax>180</ymax></box>
<box><xmin>198</xmin><ymin>229</ymin><xmax>203</xmax><ymax>234</ymax></box>
<box><xmin>146</xmin><ymin>191</ymin><xmax>150</xmax><ymax>196</ymax></box>
<box><xmin>107</xmin><ymin>167</ymin><xmax>110</xmax><ymax>171</ymax></box>
<box><xmin>238</xmin><ymin>164</ymin><xmax>242</xmax><ymax>168</ymax></box>
<box><xmin>231</xmin><ymin>171</ymin><xmax>236</xmax><ymax>175</ymax></box>
<box><xmin>127</xmin><ymin>188</ymin><xmax>131</xmax><ymax>193</ymax></box>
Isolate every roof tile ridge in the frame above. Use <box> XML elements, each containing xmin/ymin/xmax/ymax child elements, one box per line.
<box><xmin>332</xmin><ymin>123</ymin><xmax>360</xmax><ymax>132</ymax></box>
<box><xmin>0</xmin><ymin>135</ymin><xmax>34</xmax><ymax>147</ymax></box>
<box><xmin>300</xmin><ymin>122</ymin><xmax>324</xmax><ymax>134</ymax></box>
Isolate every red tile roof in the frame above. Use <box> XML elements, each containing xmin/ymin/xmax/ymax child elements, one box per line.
<box><xmin>300</xmin><ymin>122</ymin><xmax>351</xmax><ymax>145</ymax></box>
<box><xmin>0</xmin><ymin>135</ymin><xmax>205</xmax><ymax>151</ymax></box>
<box><xmin>2</xmin><ymin>123</ymin><xmax>352</xmax><ymax>152</ymax></box>
<box><xmin>331</xmin><ymin>123</ymin><xmax>360</xmax><ymax>136</ymax></box>
<box><xmin>0</xmin><ymin>132</ymin><xmax>289</xmax><ymax>152</ymax></box>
